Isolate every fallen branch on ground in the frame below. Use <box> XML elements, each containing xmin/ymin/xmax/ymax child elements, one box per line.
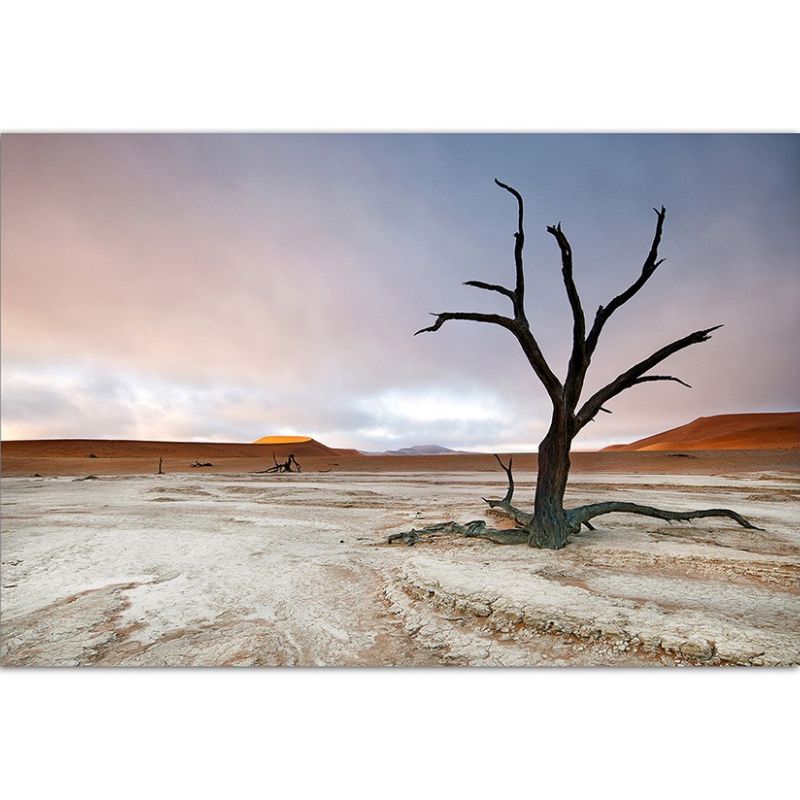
<box><xmin>255</xmin><ymin>452</ymin><xmax>302</xmax><ymax>473</ymax></box>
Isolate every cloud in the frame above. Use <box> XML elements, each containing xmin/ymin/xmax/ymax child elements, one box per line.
<box><xmin>2</xmin><ymin>134</ymin><xmax>797</xmax><ymax>448</ymax></box>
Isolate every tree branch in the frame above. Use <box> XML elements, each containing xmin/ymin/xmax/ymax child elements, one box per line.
<box><xmin>586</xmin><ymin>206</ymin><xmax>667</xmax><ymax>356</ymax></box>
<box><xmin>482</xmin><ymin>454</ymin><xmax>515</xmax><ymax>504</ymax></box>
<box><xmin>415</xmin><ymin>311</ymin><xmax>563</xmax><ymax>401</ymax></box>
<box><xmin>414</xmin><ymin>180</ymin><xmax>564</xmax><ymax>403</ymax></box>
<box><xmin>481</xmin><ymin>453</ymin><xmax>533</xmax><ymax>529</ymax></box>
<box><xmin>575</xmin><ymin>324</ymin><xmax>722</xmax><ymax>429</ymax></box>
<box><xmin>513</xmin><ymin>326</ymin><xmax>563</xmax><ymax>401</ymax></box>
<box><xmin>414</xmin><ymin>311</ymin><xmax>515</xmax><ymax>336</ymax></box>
<box><xmin>494</xmin><ymin>179</ymin><xmax>525</xmax><ymax>306</ymax></box>
<box><xmin>547</xmin><ymin>221</ymin><xmax>586</xmax><ymax>403</ymax></box>
<box><xmin>547</xmin><ymin>222</ymin><xmax>586</xmax><ymax>346</ymax></box>
<box><xmin>463</xmin><ymin>280</ymin><xmax>516</xmax><ymax>301</ymax></box>
<box><xmin>633</xmin><ymin>374</ymin><xmax>692</xmax><ymax>389</ymax></box>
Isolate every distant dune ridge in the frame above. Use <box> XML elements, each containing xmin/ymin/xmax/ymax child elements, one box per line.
<box><xmin>603</xmin><ymin>412</ymin><xmax>799</xmax><ymax>452</ymax></box>
<box><xmin>2</xmin><ymin>437</ymin><xmax>343</xmax><ymax>459</ymax></box>
<box><xmin>3</xmin><ymin>413</ymin><xmax>798</xmax><ymax>478</ymax></box>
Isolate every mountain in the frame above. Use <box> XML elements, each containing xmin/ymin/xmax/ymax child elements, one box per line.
<box><xmin>602</xmin><ymin>412</ymin><xmax>799</xmax><ymax>452</ymax></box>
<box><xmin>380</xmin><ymin>444</ymin><xmax>463</xmax><ymax>456</ymax></box>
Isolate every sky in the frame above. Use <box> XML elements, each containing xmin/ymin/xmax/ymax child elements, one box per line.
<box><xmin>1</xmin><ymin>133</ymin><xmax>798</xmax><ymax>451</ymax></box>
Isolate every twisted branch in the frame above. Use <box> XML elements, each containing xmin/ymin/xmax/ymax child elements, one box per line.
<box><xmin>481</xmin><ymin>454</ymin><xmax>532</xmax><ymax>527</ymax></box>
<box><xmin>586</xmin><ymin>206</ymin><xmax>667</xmax><ymax>356</ymax></box>
<box><xmin>415</xmin><ymin>179</ymin><xmax>563</xmax><ymax>403</ymax></box>
<box><xmin>494</xmin><ymin>178</ymin><xmax>525</xmax><ymax>306</ymax></box>
<box><xmin>547</xmin><ymin>221</ymin><xmax>585</xmax><ymax>357</ymax></box>
<box><xmin>576</xmin><ymin>325</ymin><xmax>722</xmax><ymax>429</ymax></box>
<box><xmin>567</xmin><ymin>501</ymin><xmax>762</xmax><ymax>531</ymax></box>
<box><xmin>414</xmin><ymin>311</ymin><xmax>515</xmax><ymax>336</ymax></box>
<box><xmin>633</xmin><ymin>374</ymin><xmax>692</xmax><ymax>389</ymax></box>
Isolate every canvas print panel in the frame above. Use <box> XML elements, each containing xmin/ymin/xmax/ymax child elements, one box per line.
<box><xmin>1</xmin><ymin>133</ymin><xmax>798</xmax><ymax>666</ymax></box>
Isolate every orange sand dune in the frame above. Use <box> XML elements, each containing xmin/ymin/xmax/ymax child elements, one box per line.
<box><xmin>2</xmin><ymin>440</ymin><xmax>797</xmax><ymax>478</ymax></box>
<box><xmin>2</xmin><ymin>437</ymin><xmax>340</xmax><ymax>460</ymax></box>
<box><xmin>603</xmin><ymin>412</ymin><xmax>799</xmax><ymax>452</ymax></box>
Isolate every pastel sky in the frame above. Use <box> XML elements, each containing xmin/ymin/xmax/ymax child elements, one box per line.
<box><xmin>1</xmin><ymin>134</ymin><xmax>797</xmax><ymax>451</ymax></box>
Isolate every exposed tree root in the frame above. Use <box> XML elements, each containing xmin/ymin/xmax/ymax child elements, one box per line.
<box><xmin>388</xmin><ymin>455</ymin><xmax>763</xmax><ymax>548</ymax></box>
<box><xmin>565</xmin><ymin>501</ymin><xmax>763</xmax><ymax>531</ymax></box>
<box><xmin>387</xmin><ymin>520</ymin><xmax>528</xmax><ymax>547</ymax></box>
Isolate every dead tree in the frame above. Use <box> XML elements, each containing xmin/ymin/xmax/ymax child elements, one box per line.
<box><xmin>257</xmin><ymin>452</ymin><xmax>302</xmax><ymax>474</ymax></box>
<box><xmin>397</xmin><ymin>179</ymin><xmax>759</xmax><ymax>549</ymax></box>
<box><xmin>157</xmin><ymin>457</ymin><xmax>164</xmax><ymax>475</ymax></box>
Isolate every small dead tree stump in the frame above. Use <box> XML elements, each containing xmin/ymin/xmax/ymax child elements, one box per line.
<box><xmin>256</xmin><ymin>452</ymin><xmax>302</xmax><ymax>473</ymax></box>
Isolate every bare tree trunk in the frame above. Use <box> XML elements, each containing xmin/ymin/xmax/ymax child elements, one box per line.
<box><xmin>529</xmin><ymin>410</ymin><xmax>573</xmax><ymax>548</ymax></box>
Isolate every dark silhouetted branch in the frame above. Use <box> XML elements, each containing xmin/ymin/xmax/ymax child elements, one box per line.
<box><xmin>414</xmin><ymin>311</ymin><xmax>515</xmax><ymax>336</ymax></box>
<box><xmin>463</xmin><ymin>280</ymin><xmax>516</xmax><ymax>301</ymax></box>
<box><xmin>415</xmin><ymin>179</ymin><xmax>564</xmax><ymax>404</ymax></box>
<box><xmin>586</xmin><ymin>206</ymin><xmax>667</xmax><ymax>356</ymax></box>
<box><xmin>576</xmin><ymin>324</ymin><xmax>722</xmax><ymax>429</ymax></box>
<box><xmin>494</xmin><ymin>178</ymin><xmax>525</xmax><ymax>306</ymax></box>
<box><xmin>633</xmin><ymin>374</ymin><xmax>692</xmax><ymax>389</ymax></box>
<box><xmin>547</xmin><ymin>220</ymin><xmax>587</xmax><ymax>404</ymax></box>
<box><xmin>547</xmin><ymin>221</ymin><xmax>585</xmax><ymax>353</ymax></box>
<box><xmin>256</xmin><ymin>453</ymin><xmax>302</xmax><ymax>474</ymax></box>
<box><xmin>416</xmin><ymin>316</ymin><xmax>562</xmax><ymax>402</ymax></box>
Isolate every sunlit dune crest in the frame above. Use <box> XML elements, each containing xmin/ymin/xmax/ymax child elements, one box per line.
<box><xmin>252</xmin><ymin>435</ymin><xmax>312</xmax><ymax>445</ymax></box>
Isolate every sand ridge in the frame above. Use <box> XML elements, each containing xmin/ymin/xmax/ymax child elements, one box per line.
<box><xmin>2</xmin><ymin>443</ymin><xmax>798</xmax><ymax>478</ymax></box>
<box><xmin>604</xmin><ymin>412</ymin><xmax>799</xmax><ymax>451</ymax></box>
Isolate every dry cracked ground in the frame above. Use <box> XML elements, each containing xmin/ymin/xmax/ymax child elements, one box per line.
<box><xmin>2</xmin><ymin>470</ymin><xmax>799</xmax><ymax>666</ymax></box>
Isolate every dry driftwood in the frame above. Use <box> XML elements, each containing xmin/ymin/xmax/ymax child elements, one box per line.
<box><xmin>256</xmin><ymin>453</ymin><xmax>302</xmax><ymax>474</ymax></box>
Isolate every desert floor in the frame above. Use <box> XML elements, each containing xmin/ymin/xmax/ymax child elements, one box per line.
<box><xmin>2</xmin><ymin>458</ymin><xmax>799</xmax><ymax>666</ymax></box>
